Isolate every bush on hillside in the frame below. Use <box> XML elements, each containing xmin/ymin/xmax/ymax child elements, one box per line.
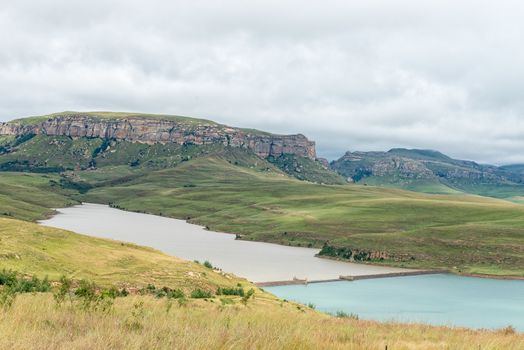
<box><xmin>191</xmin><ymin>289</ymin><xmax>212</xmax><ymax>299</ymax></box>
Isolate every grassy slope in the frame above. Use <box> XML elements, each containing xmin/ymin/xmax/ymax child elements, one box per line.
<box><xmin>268</xmin><ymin>153</ymin><xmax>346</xmax><ymax>184</ymax></box>
<box><xmin>0</xmin><ymin>172</ymin><xmax>77</xmax><ymax>220</ymax></box>
<box><xmin>3</xmin><ymin>216</ymin><xmax>521</xmax><ymax>349</ymax></box>
<box><xmin>357</xmin><ymin>175</ymin><xmax>524</xmax><ymax>200</ymax></box>
<box><xmin>1</xmin><ymin>294</ymin><xmax>522</xmax><ymax>350</ymax></box>
<box><xmin>76</xmin><ymin>155</ymin><xmax>524</xmax><ymax>276</ymax></box>
<box><xmin>0</xmin><ymin>135</ymin><xmax>103</xmax><ymax>170</ymax></box>
<box><xmin>1</xmin><ymin>129</ymin><xmax>524</xmax><ymax>275</ymax></box>
<box><xmin>2</xmin><ymin>151</ymin><xmax>524</xmax><ymax>276</ymax></box>
<box><xmin>0</xmin><ymin>133</ymin><xmax>341</xmax><ymax>183</ymax></box>
<box><xmin>0</xmin><ymin>217</ymin><xmax>252</xmax><ymax>292</ymax></box>
<box><xmin>331</xmin><ymin>149</ymin><xmax>524</xmax><ymax>198</ymax></box>
<box><xmin>358</xmin><ymin>176</ymin><xmax>463</xmax><ymax>194</ymax></box>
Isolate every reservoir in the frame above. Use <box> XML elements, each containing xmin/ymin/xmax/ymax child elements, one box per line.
<box><xmin>40</xmin><ymin>203</ymin><xmax>524</xmax><ymax>330</ymax></box>
<box><xmin>266</xmin><ymin>274</ymin><xmax>524</xmax><ymax>331</ymax></box>
<box><xmin>39</xmin><ymin>203</ymin><xmax>409</xmax><ymax>283</ymax></box>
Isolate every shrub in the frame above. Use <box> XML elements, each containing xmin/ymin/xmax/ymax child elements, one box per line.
<box><xmin>177</xmin><ymin>296</ymin><xmax>188</xmax><ymax>307</ymax></box>
<box><xmin>106</xmin><ymin>287</ymin><xmax>128</xmax><ymax>298</ymax></box>
<box><xmin>166</xmin><ymin>288</ymin><xmax>185</xmax><ymax>299</ymax></box>
<box><xmin>501</xmin><ymin>325</ymin><xmax>516</xmax><ymax>335</ymax></box>
<box><xmin>319</xmin><ymin>244</ymin><xmax>353</xmax><ymax>260</ymax></box>
<box><xmin>74</xmin><ymin>280</ymin><xmax>98</xmax><ymax>310</ymax></box>
<box><xmin>74</xmin><ymin>279</ymin><xmax>115</xmax><ymax>312</ymax></box>
<box><xmin>335</xmin><ymin>311</ymin><xmax>359</xmax><ymax>320</ymax></box>
<box><xmin>217</xmin><ymin>287</ymin><xmax>244</xmax><ymax>296</ymax></box>
<box><xmin>0</xmin><ymin>287</ymin><xmax>16</xmax><ymax>309</ymax></box>
<box><xmin>0</xmin><ymin>269</ymin><xmax>17</xmax><ymax>287</ymax></box>
<box><xmin>13</xmin><ymin>275</ymin><xmax>51</xmax><ymax>293</ymax></box>
<box><xmin>0</xmin><ymin>270</ymin><xmax>50</xmax><ymax>293</ymax></box>
<box><xmin>203</xmin><ymin>261</ymin><xmax>213</xmax><ymax>269</ymax></box>
<box><xmin>353</xmin><ymin>251</ymin><xmax>370</xmax><ymax>261</ymax></box>
<box><xmin>191</xmin><ymin>289</ymin><xmax>212</xmax><ymax>299</ymax></box>
<box><xmin>54</xmin><ymin>275</ymin><xmax>73</xmax><ymax>306</ymax></box>
<box><xmin>220</xmin><ymin>298</ymin><xmax>235</xmax><ymax>306</ymax></box>
<box><xmin>126</xmin><ymin>301</ymin><xmax>145</xmax><ymax>331</ymax></box>
<box><xmin>241</xmin><ymin>288</ymin><xmax>255</xmax><ymax>305</ymax></box>
<box><xmin>154</xmin><ymin>288</ymin><xmax>166</xmax><ymax>298</ymax></box>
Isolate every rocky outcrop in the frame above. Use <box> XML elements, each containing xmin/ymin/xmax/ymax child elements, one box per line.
<box><xmin>0</xmin><ymin>114</ymin><xmax>316</xmax><ymax>160</ymax></box>
<box><xmin>331</xmin><ymin>149</ymin><xmax>524</xmax><ymax>186</ymax></box>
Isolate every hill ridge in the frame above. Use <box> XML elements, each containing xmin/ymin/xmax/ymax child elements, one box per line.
<box><xmin>331</xmin><ymin>148</ymin><xmax>524</xmax><ymax>198</ymax></box>
<box><xmin>0</xmin><ymin>111</ymin><xmax>316</xmax><ymax>160</ymax></box>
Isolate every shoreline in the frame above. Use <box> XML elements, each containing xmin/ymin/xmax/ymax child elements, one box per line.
<box><xmin>47</xmin><ymin>202</ymin><xmax>524</xmax><ymax>282</ymax></box>
<box><xmin>316</xmin><ymin>254</ymin><xmax>524</xmax><ymax>281</ymax></box>
<box><xmin>461</xmin><ymin>273</ymin><xmax>524</xmax><ymax>281</ymax></box>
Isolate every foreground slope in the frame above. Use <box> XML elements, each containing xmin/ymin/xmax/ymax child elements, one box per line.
<box><xmin>0</xmin><ymin>218</ymin><xmax>522</xmax><ymax>349</ymax></box>
<box><xmin>0</xmin><ymin>217</ymin><xmax>251</xmax><ymax>291</ymax></box>
<box><xmin>2</xmin><ymin>294</ymin><xmax>523</xmax><ymax>350</ymax></box>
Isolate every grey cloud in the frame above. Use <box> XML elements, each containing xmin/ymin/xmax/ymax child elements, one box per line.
<box><xmin>1</xmin><ymin>1</ymin><xmax>524</xmax><ymax>164</ymax></box>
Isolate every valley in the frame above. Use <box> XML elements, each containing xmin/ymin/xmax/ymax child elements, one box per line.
<box><xmin>1</xmin><ymin>112</ymin><xmax>524</xmax><ymax>277</ymax></box>
<box><xmin>1</xmin><ymin>111</ymin><xmax>524</xmax><ymax>348</ymax></box>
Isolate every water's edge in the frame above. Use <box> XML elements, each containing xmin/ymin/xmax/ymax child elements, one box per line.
<box><xmin>39</xmin><ymin>203</ymin><xmax>524</xmax><ymax>331</ymax></box>
<box><xmin>39</xmin><ymin>203</ymin><xmax>413</xmax><ymax>282</ymax></box>
<box><xmin>53</xmin><ymin>201</ymin><xmax>524</xmax><ymax>281</ymax></box>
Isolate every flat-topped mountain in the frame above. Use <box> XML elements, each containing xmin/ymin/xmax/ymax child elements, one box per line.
<box><xmin>331</xmin><ymin>148</ymin><xmax>524</xmax><ymax>198</ymax></box>
<box><xmin>0</xmin><ymin>111</ymin><xmax>316</xmax><ymax>160</ymax></box>
<box><xmin>0</xmin><ymin>111</ymin><xmax>345</xmax><ymax>184</ymax></box>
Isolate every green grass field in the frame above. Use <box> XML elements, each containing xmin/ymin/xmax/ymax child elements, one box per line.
<box><xmin>2</xmin><ymin>126</ymin><xmax>524</xmax><ymax>277</ymax></box>
<box><xmin>0</xmin><ymin>172</ymin><xmax>76</xmax><ymax>220</ymax></box>
<box><xmin>2</xmin><ymin>146</ymin><xmax>524</xmax><ymax>276</ymax></box>
<box><xmin>70</xmin><ymin>154</ymin><xmax>524</xmax><ymax>276</ymax></box>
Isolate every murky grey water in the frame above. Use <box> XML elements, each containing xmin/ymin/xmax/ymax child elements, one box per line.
<box><xmin>39</xmin><ymin>203</ymin><xmax>411</xmax><ymax>282</ymax></box>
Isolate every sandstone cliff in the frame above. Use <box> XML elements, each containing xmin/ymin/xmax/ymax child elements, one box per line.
<box><xmin>331</xmin><ymin>148</ymin><xmax>524</xmax><ymax>185</ymax></box>
<box><xmin>0</xmin><ymin>113</ymin><xmax>316</xmax><ymax>160</ymax></box>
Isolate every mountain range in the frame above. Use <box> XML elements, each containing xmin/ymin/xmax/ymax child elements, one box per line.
<box><xmin>2</xmin><ymin>111</ymin><xmax>524</xmax><ymax>200</ymax></box>
<box><xmin>331</xmin><ymin>148</ymin><xmax>524</xmax><ymax>199</ymax></box>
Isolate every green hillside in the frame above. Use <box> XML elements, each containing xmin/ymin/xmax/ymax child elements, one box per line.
<box><xmin>2</xmin><ymin>114</ymin><xmax>524</xmax><ymax>277</ymax></box>
<box><xmin>3</xmin><ymin>156</ymin><xmax>524</xmax><ymax>276</ymax></box>
<box><xmin>0</xmin><ymin>217</ymin><xmax>254</xmax><ymax>291</ymax></box>
<box><xmin>331</xmin><ymin>148</ymin><xmax>524</xmax><ymax>198</ymax></box>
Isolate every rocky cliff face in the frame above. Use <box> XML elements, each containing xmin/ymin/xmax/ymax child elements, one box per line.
<box><xmin>331</xmin><ymin>149</ymin><xmax>524</xmax><ymax>185</ymax></box>
<box><xmin>0</xmin><ymin>114</ymin><xmax>316</xmax><ymax>160</ymax></box>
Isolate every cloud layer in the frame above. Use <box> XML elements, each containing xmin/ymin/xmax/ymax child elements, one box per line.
<box><xmin>1</xmin><ymin>0</ymin><xmax>524</xmax><ymax>163</ymax></box>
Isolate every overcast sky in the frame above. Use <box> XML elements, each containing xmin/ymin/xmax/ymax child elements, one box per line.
<box><xmin>1</xmin><ymin>1</ymin><xmax>524</xmax><ymax>163</ymax></box>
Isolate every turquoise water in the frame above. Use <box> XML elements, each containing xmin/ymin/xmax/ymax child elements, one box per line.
<box><xmin>266</xmin><ymin>274</ymin><xmax>524</xmax><ymax>330</ymax></box>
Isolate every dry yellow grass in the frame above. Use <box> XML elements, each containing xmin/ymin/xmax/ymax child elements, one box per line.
<box><xmin>0</xmin><ymin>217</ymin><xmax>254</xmax><ymax>293</ymax></box>
<box><xmin>1</xmin><ymin>217</ymin><xmax>523</xmax><ymax>349</ymax></box>
<box><xmin>0</xmin><ymin>294</ymin><xmax>522</xmax><ymax>350</ymax></box>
